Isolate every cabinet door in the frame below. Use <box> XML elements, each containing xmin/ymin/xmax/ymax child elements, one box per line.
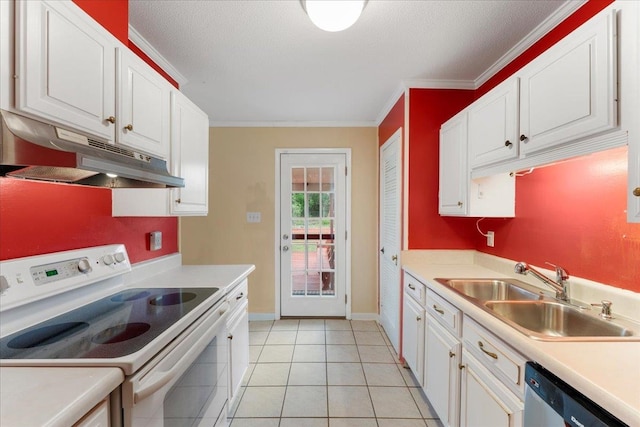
<box><xmin>170</xmin><ymin>91</ymin><xmax>209</xmax><ymax>215</ymax></box>
<box><xmin>402</xmin><ymin>293</ymin><xmax>425</xmax><ymax>386</ymax></box>
<box><xmin>460</xmin><ymin>351</ymin><xmax>523</xmax><ymax>427</ymax></box>
<box><xmin>73</xmin><ymin>399</ymin><xmax>109</xmax><ymax>427</ymax></box>
<box><xmin>15</xmin><ymin>0</ymin><xmax>116</xmax><ymax>140</ymax></box>
<box><xmin>424</xmin><ymin>318</ymin><xmax>461</xmax><ymax>427</ymax></box>
<box><xmin>228</xmin><ymin>302</ymin><xmax>249</xmax><ymax>410</ymax></box>
<box><xmin>468</xmin><ymin>78</ymin><xmax>519</xmax><ymax>168</ymax></box>
<box><xmin>117</xmin><ymin>48</ymin><xmax>171</xmax><ymax>158</ymax></box>
<box><xmin>519</xmin><ymin>10</ymin><xmax>616</xmax><ymax>156</ymax></box>
<box><xmin>439</xmin><ymin>110</ymin><xmax>468</xmax><ymax>215</ymax></box>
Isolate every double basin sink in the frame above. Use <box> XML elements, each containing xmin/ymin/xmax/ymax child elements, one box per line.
<box><xmin>434</xmin><ymin>278</ymin><xmax>640</xmax><ymax>341</ymax></box>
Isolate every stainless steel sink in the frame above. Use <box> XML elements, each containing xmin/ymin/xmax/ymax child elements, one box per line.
<box><xmin>485</xmin><ymin>301</ymin><xmax>637</xmax><ymax>340</ymax></box>
<box><xmin>435</xmin><ymin>278</ymin><xmax>543</xmax><ymax>301</ymax></box>
<box><xmin>434</xmin><ymin>277</ymin><xmax>640</xmax><ymax>341</ymax></box>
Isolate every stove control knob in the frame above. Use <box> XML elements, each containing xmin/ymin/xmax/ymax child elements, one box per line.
<box><xmin>103</xmin><ymin>254</ymin><xmax>115</xmax><ymax>266</ymax></box>
<box><xmin>114</xmin><ymin>252</ymin><xmax>126</xmax><ymax>263</ymax></box>
<box><xmin>78</xmin><ymin>258</ymin><xmax>92</xmax><ymax>273</ymax></box>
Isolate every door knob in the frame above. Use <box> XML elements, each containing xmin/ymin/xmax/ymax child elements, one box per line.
<box><xmin>283</xmin><ymin>234</ymin><xmax>289</xmax><ymax>240</ymax></box>
<box><xmin>282</xmin><ymin>246</ymin><xmax>289</xmax><ymax>252</ymax></box>
<box><xmin>633</xmin><ymin>187</ymin><xmax>640</xmax><ymax>197</ymax></box>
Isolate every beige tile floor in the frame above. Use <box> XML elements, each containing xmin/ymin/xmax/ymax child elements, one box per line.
<box><xmin>229</xmin><ymin>319</ymin><xmax>444</xmax><ymax>427</ymax></box>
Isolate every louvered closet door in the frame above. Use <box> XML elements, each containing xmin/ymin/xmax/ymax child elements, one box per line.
<box><xmin>379</xmin><ymin>131</ymin><xmax>402</xmax><ymax>352</ymax></box>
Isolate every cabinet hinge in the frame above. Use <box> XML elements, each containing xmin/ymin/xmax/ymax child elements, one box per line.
<box><xmin>345</xmin><ymin>294</ymin><xmax>348</xmax><ymax>304</ymax></box>
<box><xmin>345</xmin><ymin>230</ymin><xmax>348</xmax><ymax>240</ymax></box>
<box><xmin>345</xmin><ymin>166</ymin><xmax>348</xmax><ymax>176</ymax></box>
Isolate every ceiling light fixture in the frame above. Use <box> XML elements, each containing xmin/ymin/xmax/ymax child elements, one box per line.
<box><xmin>303</xmin><ymin>0</ymin><xmax>366</xmax><ymax>32</ymax></box>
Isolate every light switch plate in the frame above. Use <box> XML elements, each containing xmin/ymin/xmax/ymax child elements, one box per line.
<box><xmin>246</xmin><ymin>212</ymin><xmax>261</xmax><ymax>223</ymax></box>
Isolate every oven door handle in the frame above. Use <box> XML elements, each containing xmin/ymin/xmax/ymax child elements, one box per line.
<box><xmin>133</xmin><ymin>301</ymin><xmax>230</xmax><ymax>404</ymax></box>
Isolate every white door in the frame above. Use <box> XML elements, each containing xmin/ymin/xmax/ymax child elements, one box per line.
<box><xmin>379</xmin><ymin>130</ymin><xmax>402</xmax><ymax>352</ymax></box>
<box><xmin>279</xmin><ymin>152</ymin><xmax>348</xmax><ymax>317</ymax></box>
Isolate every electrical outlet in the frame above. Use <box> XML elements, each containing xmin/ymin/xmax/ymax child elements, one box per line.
<box><xmin>150</xmin><ymin>231</ymin><xmax>162</xmax><ymax>251</ymax></box>
<box><xmin>487</xmin><ymin>231</ymin><xmax>495</xmax><ymax>247</ymax></box>
<box><xmin>246</xmin><ymin>212</ymin><xmax>261</xmax><ymax>223</ymax></box>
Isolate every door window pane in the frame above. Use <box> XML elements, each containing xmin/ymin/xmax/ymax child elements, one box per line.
<box><xmin>291</xmin><ymin>193</ymin><xmax>305</xmax><ymax>218</ymax></box>
<box><xmin>308</xmin><ymin>193</ymin><xmax>320</xmax><ymax>217</ymax></box>
<box><xmin>292</xmin><ymin>168</ymin><xmax>305</xmax><ymax>191</ymax></box>
<box><xmin>321</xmin><ymin>193</ymin><xmax>334</xmax><ymax>217</ymax></box>
<box><xmin>322</xmin><ymin>168</ymin><xmax>335</xmax><ymax>192</ymax></box>
<box><xmin>306</xmin><ymin>168</ymin><xmax>320</xmax><ymax>191</ymax></box>
<box><xmin>292</xmin><ymin>272</ymin><xmax>306</xmax><ymax>296</ymax></box>
<box><xmin>321</xmin><ymin>272</ymin><xmax>335</xmax><ymax>296</ymax></box>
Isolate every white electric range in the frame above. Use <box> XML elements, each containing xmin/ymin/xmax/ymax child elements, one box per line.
<box><xmin>0</xmin><ymin>244</ymin><xmax>231</xmax><ymax>427</ymax></box>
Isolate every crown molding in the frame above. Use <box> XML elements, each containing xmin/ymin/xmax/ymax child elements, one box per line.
<box><xmin>375</xmin><ymin>83</ymin><xmax>408</xmax><ymax>126</ymax></box>
<box><xmin>474</xmin><ymin>0</ymin><xmax>587</xmax><ymax>88</ymax></box>
<box><xmin>403</xmin><ymin>79</ymin><xmax>476</xmax><ymax>90</ymax></box>
<box><xmin>128</xmin><ymin>25</ymin><xmax>189</xmax><ymax>87</ymax></box>
<box><xmin>208</xmin><ymin>120</ymin><xmax>377</xmax><ymax>128</ymax></box>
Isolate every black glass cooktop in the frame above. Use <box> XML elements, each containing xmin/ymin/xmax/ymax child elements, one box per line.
<box><xmin>0</xmin><ymin>287</ymin><xmax>220</xmax><ymax>360</ymax></box>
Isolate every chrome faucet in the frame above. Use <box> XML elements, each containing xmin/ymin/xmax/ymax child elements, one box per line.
<box><xmin>514</xmin><ymin>262</ymin><xmax>569</xmax><ymax>301</ymax></box>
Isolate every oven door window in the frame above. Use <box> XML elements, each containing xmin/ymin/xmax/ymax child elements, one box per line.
<box><xmin>124</xmin><ymin>304</ymin><xmax>229</xmax><ymax>427</ymax></box>
<box><xmin>163</xmin><ymin>334</ymin><xmax>228</xmax><ymax>425</ymax></box>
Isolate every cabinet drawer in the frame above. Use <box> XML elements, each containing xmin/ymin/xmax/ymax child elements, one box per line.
<box><xmin>404</xmin><ymin>272</ymin><xmax>426</xmax><ymax>306</ymax></box>
<box><xmin>227</xmin><ymin>279</ymin><xmax>248</xmax><ymax>314</ymax></box>
<box><xmin>463</xmin><ymin>316</ymin><xmax>527</xmax><ymax>395</ymax></box>
<box><xmin>426</xmin><ymin>288</ymin><xmax>461</xmax><ymax>336</ymax></box>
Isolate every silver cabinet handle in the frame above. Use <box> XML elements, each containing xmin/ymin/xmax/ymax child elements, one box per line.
<box><xmin>478</xmin><ymin>341</ymin><xmax>498</xmax><ymax>360</ymax></box>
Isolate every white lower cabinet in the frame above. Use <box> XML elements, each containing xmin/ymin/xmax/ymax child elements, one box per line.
<box><xmin>227</xmin><ymin>280</ymin><xmax>249</xmax><ymax>415</ymax></box>
<box><xmin>402</xmin><ymin>288</ymin><xmax>425</xmax><ymax>385</ymax></box>
<box><xmin>401</xmin><ymin>270</ymin><xmax>526</xmax><ymax>427</ymax></box>
<box><xmin>424</xmin><ymin>317</ymin><xmax>461</xmax><ymax>427</ymax></box>
<box><xmin>460</xmin><ymin>349</ymin><xmax>524</xmax><ymax>427</ymax></box>
<box><xmin>73</xmin><ymin>399</ymin><xmax>110</xmax><ymax>427</ymax></box>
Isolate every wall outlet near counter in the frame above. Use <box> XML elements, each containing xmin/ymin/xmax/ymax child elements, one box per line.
<box><xmin>150</xmin><ymin>231</ymin><xmax>162</xmax><ymax>251</ymax></box>
<box><xmin>487</xmin><ymin>231</ymin><xmax>495</xmax><ymax>247</ymax></box>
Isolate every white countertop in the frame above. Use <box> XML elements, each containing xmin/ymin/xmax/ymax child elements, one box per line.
<box><xmin>402</xmin><ymin>250</ymin><xmax>640</xmax><ymax>427</ymax></box>
<box><xmin>0</xmin><ymin>367</ymin><xmax>123</xmax><ymax>427</ymax></box>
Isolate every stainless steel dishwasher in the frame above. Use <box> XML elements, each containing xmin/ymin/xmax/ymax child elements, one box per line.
<box><xmin>524</xmin><ymin>362</ymin><xmax>628</xmax><ymax>427</ymax></box>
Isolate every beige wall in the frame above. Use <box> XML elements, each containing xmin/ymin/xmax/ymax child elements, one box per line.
<box><xmin>180</xmin><ymin>127</ymin><xmax>379</xmax><ymax>316</ymax></box>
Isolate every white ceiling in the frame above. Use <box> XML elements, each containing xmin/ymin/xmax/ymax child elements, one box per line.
<box><xmin>128</xmin><ymin>0</ymin><xmax>581</xmax><ymax>126</ymax></box>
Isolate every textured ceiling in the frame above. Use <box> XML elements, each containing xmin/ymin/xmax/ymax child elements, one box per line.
<box><xmin>128</xmin><ymin>0</ymin><xmax>575</xmax><ymax>126</ymax></box>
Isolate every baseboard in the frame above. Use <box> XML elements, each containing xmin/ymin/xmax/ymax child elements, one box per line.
<box><xmin>248</xmin><ymin>313</ymin><xmax>380</xmax><ymax>322</ymax></box>
<box><xmin>248</xmin><ymin>313</ymin><xmax>277</xmax><ymax>321</ymax></box>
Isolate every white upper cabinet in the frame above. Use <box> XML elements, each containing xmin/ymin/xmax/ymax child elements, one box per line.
<box><xmin>439</xmin><ymin>110</ymin><xmax>468</xmax><ymax>215</ymax></box>
<box><xmin>117</xmin><ymin>48</ymin><xmax>171</xmax><ymax>159</ymax></box>
<box><xmin>439</xmin><ymin>110</ymin><xmax>515</xmax><ymax>218</ymax></box>
<box><xmin>519</xmin><ymin>9</ymin><xmax>617</xmax><ymax>156</ymax></box>
<box><xmin>169</xmin><ymin>90</ymin><xmax>209</xmax><ymax>215</ymax></box>
<box><xmin>112</xmin><ymin>90</ymin><xmax>209</xmax><ymax>217</ymax></box>
<box><xmin>468</xmin><ymin>77</ymin><xmax>519</xmax><ymax>168</ymax></box>
<box><xmin>14</xmin><ymin>0</ymin><xmax>171</xmax><ymax>159</ymax></box>
<box><xmin>15</xmin><ymin>0</ymin><xmax>116</xmax><ymax>141</ymax></box>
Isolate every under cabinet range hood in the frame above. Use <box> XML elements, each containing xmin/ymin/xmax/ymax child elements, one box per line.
<box><xmin>0</xmin><ymin>110</ymin><xmax>184</xmax><ymax>188</ymax></box>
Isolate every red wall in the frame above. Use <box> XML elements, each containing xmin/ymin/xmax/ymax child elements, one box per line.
<box><xmin>474</xmin><ymin>147</ymin><xmax>640</xmax><ymax>293</ymax></box>
<box><xmin>407</xmin><ymin>89</ymin><xmax>476</xmax><ymax>249</ymax></box>
<box><xmin>378</xmin><ymin>94</ymin><xmax>405</xmax><ymax>146</ymax></box>
<box><xmin>0</xmin><ymin>180</ymin><xmax>178</xmax><ymax>263</ymax></box>
<box><xmin>0</xmin><ymin>0</ymin><xmax>180</xmax><ymax>264</ymax></box>
<box><xmin>73</xmin><ymin>0</ymin><xmax>129</xmax><ymax>45</ymax></box>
